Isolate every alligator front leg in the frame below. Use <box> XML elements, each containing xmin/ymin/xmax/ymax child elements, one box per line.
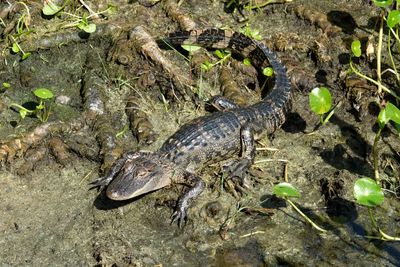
<box><xmin>171</xmin><ymin>172</ymin><xmax>205</xmax><ymax>228</ymax></box>
<box><xmin>224</xmin><ymin>124</ymin><xmax>255</xmax><ymax>189</ymax></box>
<box><xmin>89</xmin><ymin>151</ymin><xmax>140</xmax><ymax>189</ymax></box>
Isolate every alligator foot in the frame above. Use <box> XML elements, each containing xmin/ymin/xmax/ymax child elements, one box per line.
<box><xmin>223</xmin><ymin>158</ymin><xmax>252</xmax><ymax>190</ymax></box>
<box><xmin>171</xmin><ymin>203</ymin><xmax>188</xmax><ymax>228</ymax></box>
<box><xmin>171</xmin><ymin>172</ymin><xmax>205</xmax><ymax>228</ymax></box>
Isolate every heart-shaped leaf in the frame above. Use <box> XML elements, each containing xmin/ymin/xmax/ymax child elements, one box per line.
<box><xmin>354</xmin><ymin>177</ymin><xmax>384</xmax><ymax>207</ymax></box>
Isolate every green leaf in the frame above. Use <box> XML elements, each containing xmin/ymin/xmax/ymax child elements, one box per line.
<box><xmin>309</xmin><ymin>87</ymin><xmax>332</xmax><ymax>115</ymax></box>
<box><xmin>2</xmin><ymin>82</ymin><xmax>11</xmax><ymax>89</ymax></box>
<box><xmin>201</xmin><ymin>60</ymin><xmax>212</xmax><ymax>71</ymax></box>
<box><xmin>354</xmin><ymin>177</ymin><xmax>384</xmax><ymax>207</ymax></box>
<box><xmin>387</xmin><ymin>10</ymin><xmax>400</xmax><ymax>28</ymax></box>
<box><xmin>81</xmin><ymin>23</ymin><xmax>96</xmax><ymax>33</ymax></box>
<box><xmin>215</xmin><ymin>50</ymin><xmax>225</xmax><ymax>59</ymax></box>
<box><xmin>181</xmin><ymin>44</ymin><xmax>201</xmax><ymax>53</ymax></box>
<box><xmin>394</xmin><ymin>122</ymin><xmax>400</xmax><ymax>134</ymax></box>
<box><xmin>22</xmin><ymin>52</ymin><xmax>31</xmax><ymax>60</ymax></box>
<box><xmin>19</xmin><ymin>109</ymin><xmax>27</xmax><ymax>119</ymax></box>
<box><xmin>42</xmin><ymin>2</ymin><xmax>62</xmax><ymax>16</ymax></box>
<box><xmin>243</xmin><ymin>58</ymin><xmax>252</xmax><ymax>66</ymax></box>
<box><xmin>12</xmin><ymin>42</ymin><xmax>20</xmax><ymax>53</ymax></box>
<box><xmin>33</xmin><ymin>88</ymin><xmax>54</xmax><ymax>99</ymax></box>
<box><xmin>36</xmin><ymin>103</ymin><xmax>44</xmax><ymax>110</ymax></box>
<box><xmin>378</xmin><ymin>102</ymin><xmax>400</xmax><ymax>127</ymax></box>
<box><xmin>373</xmin><ymin>0</ymin><xmax>393</xmax><ymax>7</ymax></box>
<box><xmin>351</xmin><ymin>39</ymin><xmax>361</xmax><ymax>57</ymax></box>
<box><xmin>263</xmin><ymin>67</ymin><xmax>274</xmax><ymax>77</ymax></box>
<box><xmin>273</xmin><ymin>182</ymin><xmax>301</xmax><ymax>198</ymax></box>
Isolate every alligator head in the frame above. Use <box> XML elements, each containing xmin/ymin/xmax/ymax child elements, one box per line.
<box><xmin>105</xmin><ymin>152</ymin><xmax>176</xmax><ymax>201</ymax></box>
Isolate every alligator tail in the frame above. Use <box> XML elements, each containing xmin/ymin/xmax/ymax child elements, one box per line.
<box><xmin>161</xmin><ymin>28</ymin><xmax>293</xmax><ymax>132</ymax></box>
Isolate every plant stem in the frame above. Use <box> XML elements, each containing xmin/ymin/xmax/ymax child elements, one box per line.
<box><xmin>10</xmin><ymin>103</ymin><xmax>33</xmax><ymax>113</ymax></box>
<box><xmin>286</xmin><ymin>198</ymin><xmax>327</xmax><ymax>233</ymax></box>
<box><xmin>372</xmin><ymin>126</ymin><xmax>383</xmax><ymax>183</ymax></box>
<box><xmin>376</xmin><ymin>12</ymin><xmax>384</xmax><ymax>94</ymax></box>
<box><xmin>349</xmin><ymin>60</ymin><xmax>400</xmax><ymax>101</ymax></box>
<box><xmin>387</xmin><ymin>29</ymin><xmax>400</xmax><ymax>83</ymax></box>
<box><xmin>368</xmin><ymin>207</ymin><xmax>400</xmax><ymax>241</ymax></box>
<box><xmin>378</xmin><ymin>229</ymin><xmax>400</xmax><ymax>241</ymax></box>
<box><xmin>368</xmin><ymin>207</ymin><xmax>379</xmax><ymax>231</ymax></box>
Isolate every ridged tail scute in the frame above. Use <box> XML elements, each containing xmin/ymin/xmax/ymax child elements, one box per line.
<box><xmin>162</xmin><ymin>28</ymin><xmax>293</xmax><ymax>132</ymax></box>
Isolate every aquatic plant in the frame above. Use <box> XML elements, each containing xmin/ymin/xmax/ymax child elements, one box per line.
<box><xmin>42</xmin><ymin>1</ymin><xmax>116</xmax><ymax>34</ymax></box>
<box><xmin>309</xmin><ymin>86</ymin><xmax>334</xmax><ymax>125</ymax></box>
<box><xmin>372</xmin><ymin>102</ymin><xmax>400</xmax><ymax>182</ymax></box>
<box><xmin>348</xmin><ymin>1</ymin><xmax>400</xmax><ymax>185</ymax></box>
<box><xmin>8</xmin><ymin>2</ymin><xmax>32</xmax><ymax>60</ymax></box>
<box><xmin>200</xmin><ymin>49</ymin><xmax>232</xmax><ymax>72</ymax></box>
<box><xmin>273</xmin><ymin>182</ymin><xmax>327</xmax><ymax>233</ymax></box>
<box><xmin>354</xmin><ymin>177</ymin><xmax>400</xmax><ymax>241</ymax></box>
<box><xmin>42</xmin><ymin>0</ymin><xmax>63</xmax><ymax>16</ymax></box>
<box><xmin>11</xmin><ymin>88</ymin><xmax>55</xmax><ymax>122</ymax></box>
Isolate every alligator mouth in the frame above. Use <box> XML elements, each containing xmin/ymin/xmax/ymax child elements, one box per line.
<box><xmin>105</xmin><ymin>181</ymin><xmax>158</xmax><ymax>201</ymax></box>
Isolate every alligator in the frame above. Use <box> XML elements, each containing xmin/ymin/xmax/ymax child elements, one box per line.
<box><xmin>90</xmin><ymin>28</ymin><xmax>292</xmax><ymax>227</ymax></box>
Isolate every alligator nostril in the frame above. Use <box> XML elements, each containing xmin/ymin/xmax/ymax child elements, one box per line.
<box><xmin>106</xmin><ymin>187</ymin><xmax>120</xmax><ymax>200</ymax></box>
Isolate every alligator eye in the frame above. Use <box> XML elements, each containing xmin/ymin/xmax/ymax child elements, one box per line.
<box><xmin>136</xmin><ymin>168</ymin><xmax>149</xmax><ymax>178</ymax></box>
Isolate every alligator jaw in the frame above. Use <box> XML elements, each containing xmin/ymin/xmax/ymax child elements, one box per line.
<box><xmin>104</xmin><ymin>152</ymin><xmax>175</xmax><ymax>201</ymax></box>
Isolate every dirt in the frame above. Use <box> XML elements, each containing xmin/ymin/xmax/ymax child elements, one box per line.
<box><xmin>0</xmin><ymin>0</ymin><xmax>399</xmax><ymax>266</ymax></box>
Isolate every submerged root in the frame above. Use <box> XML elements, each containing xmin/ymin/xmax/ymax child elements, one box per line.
<box><xmin>164</xmin><ymin>0</ymin><xmax>197</xmax><ymax>31</ymax></box>
<box><xmin>126</xmin><ymin>94</ymin><xmax>158</xmax><ymax>145</ymax></box>
<box><xmin>290</xmin><ymin>4</ymin><xmax>341</xmax><ymax>36</ymax></box>
<box><xmin>220</xmin><ymin>66</ymin><xmax>248</xmax><ymax>107</ymax></box>
<box><xmin>130</xmin><ymin>25</ymin><xmax>194</xmax><ymax>102</ymax></box>
<box><xmin>0</xmin><ymin>122</ymin><xmax>54</xmax><ymax>163</ymax></box>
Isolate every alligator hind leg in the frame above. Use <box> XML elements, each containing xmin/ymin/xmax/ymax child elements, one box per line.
<box><xmin>224</xmin><ymin>124</ymin><xmax>255</xmax><ymax>189</ymax></box>
<box><xmin>171</xmin><ymin>172</ymin><xmax>205</xmax><ymax>228</ymax></box>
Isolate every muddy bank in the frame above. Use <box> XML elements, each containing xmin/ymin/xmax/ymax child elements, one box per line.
<box><xmin>0</xmin><ymin>0</ymin><xmax>399</xmax><ymax>266</ymax></box>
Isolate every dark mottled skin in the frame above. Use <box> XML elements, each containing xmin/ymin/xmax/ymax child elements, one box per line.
<box><xmin>90</xmin><ymin>28</ymin><xmax>292</xmax><ymax>227</ymax></box>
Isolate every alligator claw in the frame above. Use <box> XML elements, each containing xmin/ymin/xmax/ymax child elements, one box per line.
<box><xmin>223</xmin><ymin>158</ymin><xmax>252</xmax><ymax>189</ymax></box>
<box><xmin>171</xmin><ymin>207</ymin><xmax>187</xmax><ymax>228</ymax></box>
<box><xmin>88</xmin><ymin>176</ymin><xmax>112</xmax><ymax>190</ymax></box>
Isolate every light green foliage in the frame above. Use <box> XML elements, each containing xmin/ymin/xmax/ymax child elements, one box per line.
<box><xmin>42</xmin><ymin>1</ymin><xmax>62</xmax><ymax>16</ymax></box>
<box><xmin>243</xmin><ymin>58</ymin><xmax>252</xmax><ymax>66</ymax></box>
<box><xmin>273</xmin><ymin>182</ymin><xmax>301</xmax><ymax>198</ymax></box>
<box><xmin>354</xmin><ymin>178</ymin><xmax>384</xmax><ymax>207</ymax></box>
<box><xmin>34</xmin><ymin>88</ymin><xmax>54</xmax><ymax>99</ymax></box>
<box><xmin>387</xmin><ymin>10</ymin><xmax>400</xmax><ymax>28</ymax></box>
<box><xmin>309</xmin><ymin>87</ymin><xmax>332</xmax><ymax>115</ymax></box>
<box><xmin>181</xmin><ymin>44</ymin><xmax>202</xmax><ymax>53</ymax></box>
<box><xmin>2</xmin><ymin>82</ymin><xmax>11</xmax><ymax>89</ymax></box>
<box><xmin>351</xmin><ymin>39</ymin><xmax>361</xmax><ymax>57</ymax></box>
<box><xmin>353</xmin><ymin>177</ymin><xmax>400</xmax><ymax>241</ymax></box>
<box><xmin>273</xmin><ymin>182</ymin><xmax>326</xmax><ymax>233</ymax></box>
<box><xmin>262</xmin><ymin>67</ymin><xmax>273</xmax><ymax>77</ymax></box>
<box><xmin>378</xmin><ymin>102</ymin><xmax>400</xmax><ymax>128</ymax></box>
<box><xmin>10</xmin><ymin>88</ymin><xmax>55</xmax><ymax>122</ymax></box>
<box><xmin>239</xmin><ymin>24</ymin><xmax>262</xmax><ymax>40</ymax></box>
<box><xmin>77</xmin><ymin>15</ymin><xmax>96</xmax><ymax>33</ymax></box>
<box><xmin>373</xmin><ymin>0</ymin><xmax>393</xmax><ymax>7</ymax></box>
<box><xmin>200</xmin><ymin>50</ymin><xmax>231</xmax><ymax>72</ymax></box>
